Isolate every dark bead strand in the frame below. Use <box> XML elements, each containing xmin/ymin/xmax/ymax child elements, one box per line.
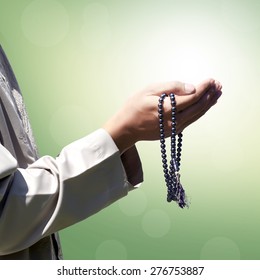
<box><xmin>158</xmin><ymin>93</ymin><xmax>187</xmax><ymax>208</ymax></box>
<box><xmin>176</xmin><ymin>132</ymin><xmax>183</xmax><ymax>170</ymax></box>
<box><xmin>158</xmin><ymin>93</ymin><xmax>169</xmax><ymax>195</ymax></box>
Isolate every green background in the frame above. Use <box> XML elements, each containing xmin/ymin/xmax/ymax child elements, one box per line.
<box><xmin>0</xmin><ymin>0</ymin><xmax>259</xmax><ymax>260</ymax></box>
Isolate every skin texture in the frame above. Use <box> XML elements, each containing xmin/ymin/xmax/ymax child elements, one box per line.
<box><xmin>103</xmin><ymin>78</ymin><xmax>222</xmax><ymax>153</ymax></box>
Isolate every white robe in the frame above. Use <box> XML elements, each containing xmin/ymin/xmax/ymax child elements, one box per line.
<box><xmin>0</xmin><ymin>45</ymin><xmax>143</xmax><ymax>259</ymax></box>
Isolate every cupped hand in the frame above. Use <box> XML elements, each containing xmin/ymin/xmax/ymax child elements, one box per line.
<box><xmin>103</xmin><ymin>79</ymin><xmax>222</xmax><ymax>153</ymax></box>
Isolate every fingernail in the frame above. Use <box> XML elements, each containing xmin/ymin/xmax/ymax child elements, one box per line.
<box><xmin>216</xmin><ymin>91</ymin><xmax>222</xmax><ymax>98</ymax></box>
<box><xmin>184</xmin><ymin>83</ymin><xmax>195</xmax><ymax>94</ymax></box>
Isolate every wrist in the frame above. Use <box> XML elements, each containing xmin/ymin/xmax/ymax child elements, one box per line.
<box><xmin>103</xmin><ymin>113</ymin><xmax>136</xmax><ymax>154</ymax></box>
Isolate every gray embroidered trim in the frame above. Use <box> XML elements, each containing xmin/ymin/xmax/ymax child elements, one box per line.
<box><xmin>11</xmin><ymin>89</ymin><xmax>39</xmax><ymax>157</ymax></box>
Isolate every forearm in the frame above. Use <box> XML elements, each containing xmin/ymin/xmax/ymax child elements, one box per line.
<box><xmin>0</xmin><ymin>129</ymin><xmax>143</xmax><ymax>255</ymax></box>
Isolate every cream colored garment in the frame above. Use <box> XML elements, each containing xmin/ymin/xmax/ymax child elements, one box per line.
<box><xmin>0</xmin><ymin>46</ymin><xmax>143</xmax><ymax>259</ymax></box>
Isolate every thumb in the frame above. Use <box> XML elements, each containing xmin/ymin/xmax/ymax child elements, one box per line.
<box><xmin>148</xmin><ymin>81</ymin><xmax>196</xmax><ymax>96</ymax></box>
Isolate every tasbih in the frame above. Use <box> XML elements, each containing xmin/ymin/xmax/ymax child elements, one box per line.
<box><xmin>158</xmin><ymin>93</ymin><xmax>188</xmax><ymax>208</ymax></box>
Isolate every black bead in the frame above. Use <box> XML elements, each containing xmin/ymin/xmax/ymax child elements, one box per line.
<box><xmin>159</xmin><ymin>98</ymin><xmax>164</xmax><ymax>103</ymax></box>
<box><xmin>160</xmin><ymin>139</ymin><xmax>165</xmax><ymax>145</ymax></box>
<box><xmin>162</xmin><ymin>158</ymin><xmax>167</xmax><ymax>164</ymax></box>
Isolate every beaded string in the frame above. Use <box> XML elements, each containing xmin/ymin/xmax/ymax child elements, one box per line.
<box><xmin>158</xmin><ymin>93</ymin><xmax>187</xmax><ymax>208</ymax></box>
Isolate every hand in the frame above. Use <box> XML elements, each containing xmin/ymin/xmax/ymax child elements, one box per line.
<box><xmin>103</xmin><ymin>78</ymin><xmax>222</xmax><ymax>153</ymax></box>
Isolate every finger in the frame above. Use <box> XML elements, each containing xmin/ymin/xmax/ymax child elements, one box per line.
<box><xmin>146</xmin><ymin>80</ymin><xmax>196</xmax><ymax>96</ymax></box>
<box><xmin>214</xmin><ymin>80</ymin><xmax>222</xmax><ymax>91</ymax></box>
<box><xmin>176</xmin><ymin>89</ymin><xmax>222</xmax><ymax>133</ymax></box>
<box><xmin>175</xmin><ymin>78</ymin><xmax>216</xmax><ymax>111</ymax></box>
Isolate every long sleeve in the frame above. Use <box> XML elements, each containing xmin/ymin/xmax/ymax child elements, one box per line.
<box><xmin>0</xmin><ymin>128</ymin><xmax>143</xmax><ymax>256</ymax></box>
